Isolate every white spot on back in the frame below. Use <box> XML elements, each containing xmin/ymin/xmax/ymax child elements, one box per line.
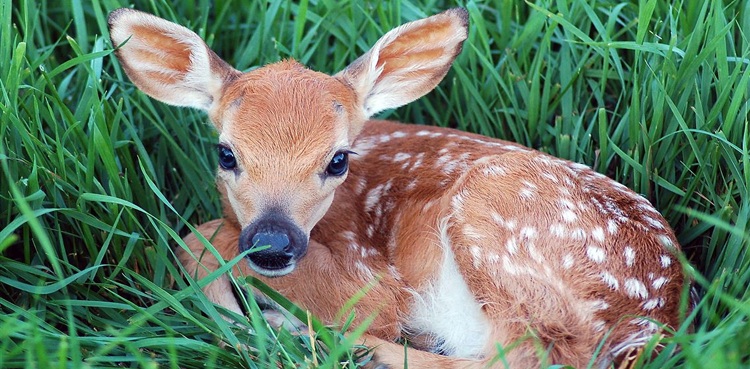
<box><xmin>562</xmin><ymin>210</ymin><xmax>578</xmax><ymax>223</ymax></box>
<box><xmin>660</xmin><ymin>255</ymin><xmax>672</xmax><ymax>268</ymax></box>
<box><xmin>409</xmin><ymin>153</ymin><xmax>425</xmax><ymax>171</ymax></box>
<box><xmin>642</xmin><ymin>298</ymin><xmax>664</xmax><ymax>310</ymax></box>
<box><xmin>659</xmin><ymin>235</ymin><xmax>675</xmax><ymax>249</ymax></box>
<box><xmin>593</xmin><ymin>320</ymin><xmax>607</xmax><ymax>332</ymax></box>
<box><xmin>502</xmin><ymin>255</ymin><xmax>518</xmax><ymax>275</ymax></box>
<box><xmin>436</xmin><ymin>153</ymin><xmax>453</xmax><ymax>168</ymax></box>
<box><xmin>364</xmin><ymin>181</ymin><xmax>391</xmax><ymax>212</ymax></box>
<box><xmin>541</xmin><ymin>172</ymin><xmax>560</xmax><ymax>184</ymax></box>
<box><xmin>591</xmin><ymin>299</ymin><xmax>610</xmax><ymax>311</ymax></box>
<box><xmin>505</xmin><ymin>219</ymin><xmax>517</xmax><ymax>230</ymax></box>
<box><xmin>624</xmin><ymin>278</ymin><xmax>649</xmax><ymax>299</ymax></box>
<box><xmin>591</xmin><ymin>227</ymin><xmax>605</xmax><ymax>242</ymax></box>
<box><xmin>571</xmin><ymin>228</ymin><xmax>587</xmax><ymax>240</ymax></box>
<box><xmin>586</xmin><ymin>246</ymin><xmax>606</xmax><ymax>263</ymax></box>
<box><xmin>394</xmin><ymin>152</ymin><xmax>411</xmax><ymax>162</ymax></box>
<box><xmin>624</xmin><ymin>246</ymin><xmax>636</xmax><ymax>267</ymax></box>
<box><xmin>652</xmin><ymin>277</ymin><xmax>669</xmax><ymax>290</ymax></box>
<box><xmin>558</xmin><ymin>198</ymin><xmax>575</xmax><ymax>210</ymax></box>
<box><xmin>519</xmin><ymin>188</ymin><xmax>534</xmax><ymax>200</ymax></box>
<box><xmin>558</xmin><ymin>185</ymin><xmax>572</xmax><ymax>196</ymax></box>
<box><xmin>643</xmin><ymin>216</ymin><xmax>665</xmax><ymax>230</ymax></box>
<box><xmin>506</xmin><ymin>237</ymin><xmax>518</xmax><ymax>255</ymax></box>
<box><xmin>470</xmin><ymin>246</ymin><xmax>482</xmax><ymax>269</ymax></box>
<box><xmin>352</xmin><ymin>136</ymin><xmax>376</xmax><ymax>155</ymax></box>
<box><xmin>354</xmin><ymin>260</ymin><xmax>375</xmax><ymax>279</ymax></box>
<box><xmin>491</xmin><ymin>212</ymin><xmax>505</xmax><ymax>226</ymax></box>
<box><xmin>630</xmin><ymin>317</ymin><xmax>659</xmax><ymax>332</ymax></box>
<box><xmin>487</xmin><ymin>252</ymin><xmax>500</xmax><ymax>264</ymax></box>
<box><xmin>527</xmin><ymin>242</ymin><xmax>543</xmax><ymax>263</ymax></box>
<box><xmin>463</xmin><ymin>225</ymin><xmax>483</xmax><ymax>240</ymax></box>
<box><xmin>550</xmin><ymin>223</ymin><xmax>566</xmax><ymax>238</ymax></box>
<box><xmin>601</xmin><ymin>272</ymin><xmax>619</xmax><ymax>290</ymax></box>
<box><xmin>637</xmin><ymin>202</ymin><xmax>660</xmax><ymax>214</ymax></box>
<box><xmin>520</xmin><ymin>227</ymin><xmax>537</xmax><ymax>239</ymax></box>
<box><xmin>342</xmin><ymin>230</ymin><xmax>357</xmax><ymax>242</ymax></box>
<box><xmin>405</xmin><ymin>179</ymin><xmax>418</xmax><ymax>191</ymax></box>
<box><xmin>562</xmin><ymin>254</ymin><xmax>574</xmax><ymax>269</ymax></box>
<box><xmin>607</xmin><ymin>219</ymin><xmax>619</xmax><ymax>234</ymax></box>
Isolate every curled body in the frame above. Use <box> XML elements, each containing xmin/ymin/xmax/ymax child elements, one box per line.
<box><xmin>109</xmin><ymin>7</ymin><xmax>689</xmax><ymax>368</ymax></box>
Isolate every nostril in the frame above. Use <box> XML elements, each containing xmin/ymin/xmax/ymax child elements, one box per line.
<box><xmin>251</xmin><ymin>231</ymin><xmax>291</xmax><ymax>252</ymax></box>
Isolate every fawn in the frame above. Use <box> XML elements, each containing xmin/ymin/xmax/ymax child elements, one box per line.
<box><xmin>109</xmin><ymin>7</ymin><xmax>689</xmax><ymax>368</ymax></box>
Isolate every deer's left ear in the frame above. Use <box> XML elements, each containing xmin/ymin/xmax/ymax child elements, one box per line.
<box><xmin>108</xmin><ymin>8</ymin><xmax>240</xmax><ymax>112</ymax></box>
<box><xmin>335</xmin><ymin>8</ymin><xmax>469</xmax><ymax>118</ymax></box>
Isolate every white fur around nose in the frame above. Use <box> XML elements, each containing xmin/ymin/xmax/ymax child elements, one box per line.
<box><xmin>405</xmin><ymin>216</ymin><xmax>490</xmax><ymax>358</ymax></box>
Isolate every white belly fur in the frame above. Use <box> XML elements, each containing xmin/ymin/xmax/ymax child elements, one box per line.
<box><xmin>404</xmin><ymin>216</ymin><xmax>491</xmax><ymax>358</ymax></box>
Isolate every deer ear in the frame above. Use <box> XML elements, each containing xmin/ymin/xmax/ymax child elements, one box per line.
<box><xmin>108</xmin><ymin>8</ymin><xmax>240</xmax><ymax>112</ymax></box>
<box><xmin>335</xmin><ymin>8</ymin><xmax>468</xmax><ymax>118</ymax></box>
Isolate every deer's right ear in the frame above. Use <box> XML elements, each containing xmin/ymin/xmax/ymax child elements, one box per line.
<box><xmin>108</xmin><ymin>8</ymin><xmax>240</xmax><ymax>112</ymax></box>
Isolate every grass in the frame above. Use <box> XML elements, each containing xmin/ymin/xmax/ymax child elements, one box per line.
<box><xmin>1</xmin><ymin>0</ymin><xmax>748</xmax><ymax>367</ymax></box>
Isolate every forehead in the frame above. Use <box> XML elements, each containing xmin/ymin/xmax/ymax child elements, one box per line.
<box><xmin>217</xmin><ymin>60</ymin><xmax>355</xmax><ymax>132</ymax></box>
<box><xmin>213</xmin><ymin>61</ymin><xmax>355</xmax><ymax>173</ymax></box>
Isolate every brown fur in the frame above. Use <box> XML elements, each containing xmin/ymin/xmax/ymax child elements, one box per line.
<box><xmin>110</xmin><ymin>7</ymin><xmax>688</xmax><ymax>369</ymax></box>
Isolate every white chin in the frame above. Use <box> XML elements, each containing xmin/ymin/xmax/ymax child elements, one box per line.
<box><xmin>247</xmin><ymin>259</ymin><xmax>297</xmax><ymax>277</ymax></box>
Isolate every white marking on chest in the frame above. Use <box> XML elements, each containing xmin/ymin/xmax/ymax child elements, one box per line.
<box><xmin>406</xmin><ymin>217</ymin><xmax>490</xmax><ymax>358</ymax></box>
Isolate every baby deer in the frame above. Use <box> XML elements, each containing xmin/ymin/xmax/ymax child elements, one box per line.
<box><xmin>109</xmin><ymin>7</ymin><xmax>689</xmax><ymax>368</ymax></box>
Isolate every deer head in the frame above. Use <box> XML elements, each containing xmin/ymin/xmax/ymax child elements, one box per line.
<box><xmin>108</xmin><ymin>8</ymin><xmax>469</xmax><ymax>276</ymax></box>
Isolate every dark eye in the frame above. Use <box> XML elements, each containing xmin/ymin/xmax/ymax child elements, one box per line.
<box><xmin>326</xmin><ymin>151</ymin><xmax>349</xmax><ymax>177</ymax></box>
<box><xmin>218</xmin><ymin>145</ymin><xmax>236</xmax><ymax>170</ymax></box>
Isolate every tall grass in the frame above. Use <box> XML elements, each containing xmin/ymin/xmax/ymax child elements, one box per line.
<box><xmin>1</xmin><ymin>0</ymin><xmax>748</xmax><ymax>368</ymax></box>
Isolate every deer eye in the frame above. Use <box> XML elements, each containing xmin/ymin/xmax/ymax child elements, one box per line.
<box><xmin>326</xmin><ymin>151</ymin><xmax>349</xmax><ymax>177</ymax></box>
<box><xmin>218</xmin><ymin>145</ymin><xmax>236</xmax><ymax>170</ymax></box>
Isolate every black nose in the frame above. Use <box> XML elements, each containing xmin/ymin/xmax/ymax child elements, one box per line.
<box><xmin>240</xmin><ymin>210</ymin><xmax>308</xmax><ymax>275</ymax></box>
<box><xmin>251</xmin><ymin>231</ymin><xmax>290</xmax><ymax>253</ymax></box>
